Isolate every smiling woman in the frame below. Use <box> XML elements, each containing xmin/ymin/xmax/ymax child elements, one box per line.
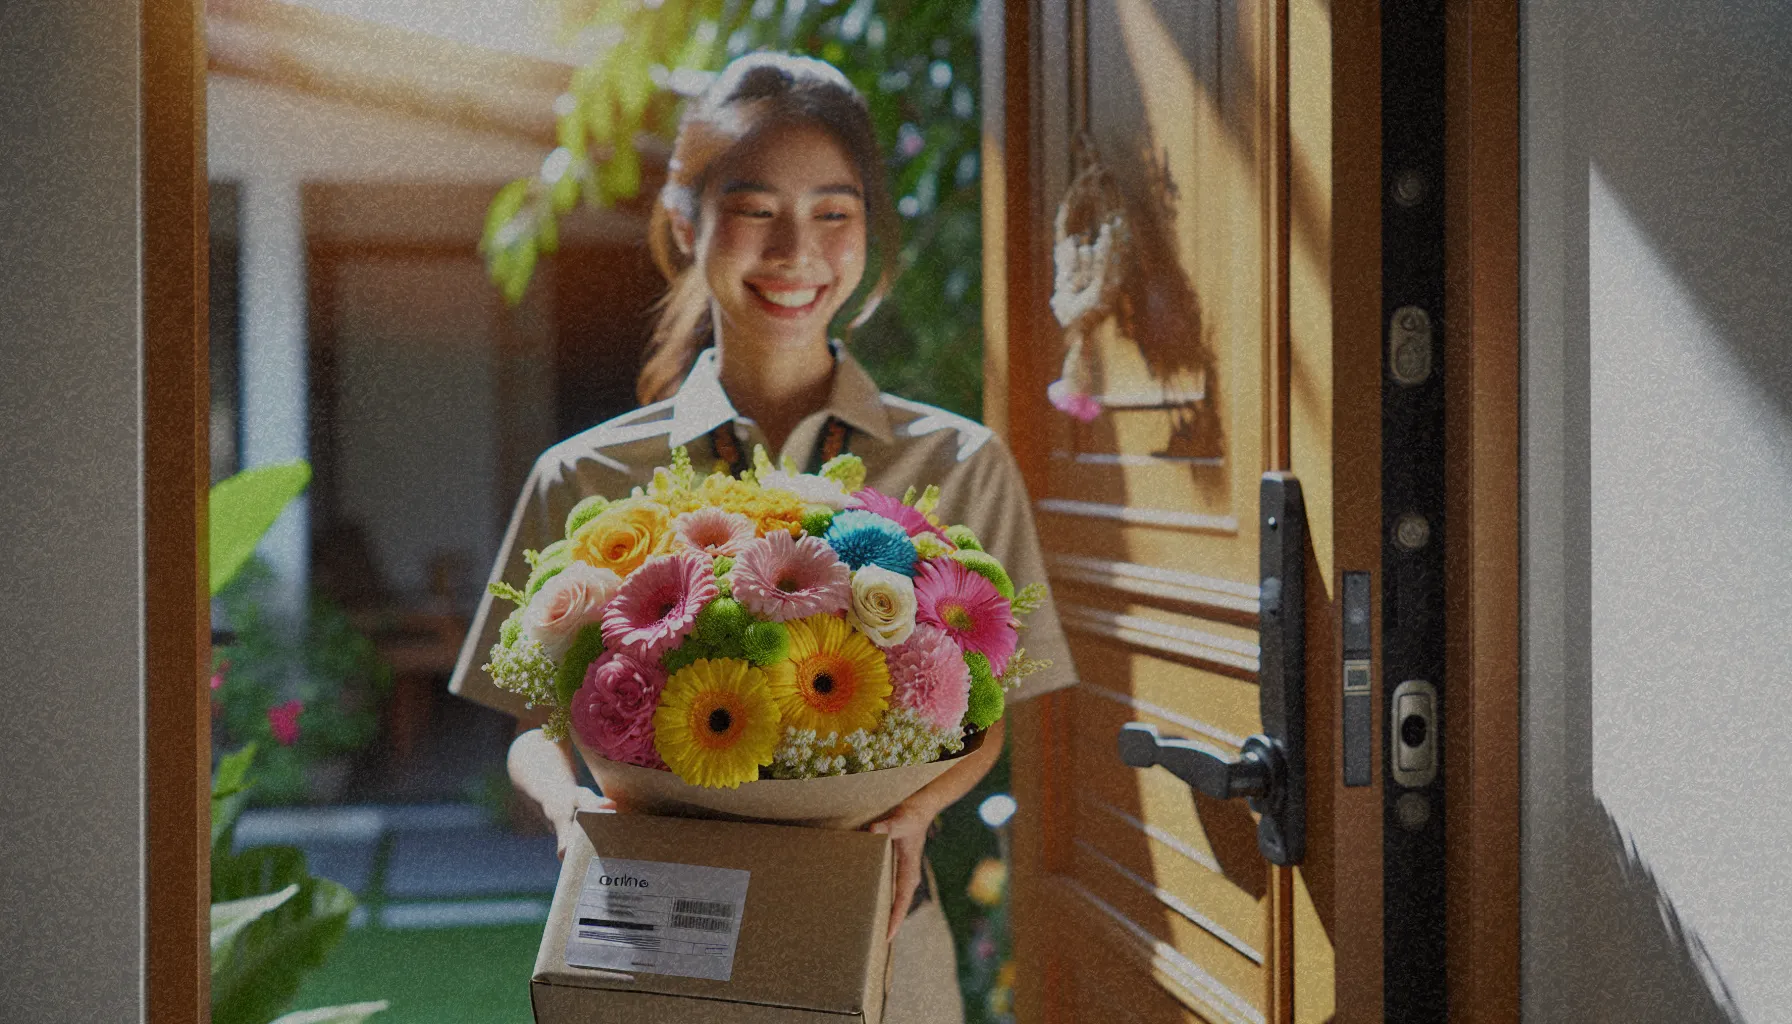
<box><xmin>451</xmin><ymin>49</ymin><xmax>1079</xmax><ymax>1024</ymax></box>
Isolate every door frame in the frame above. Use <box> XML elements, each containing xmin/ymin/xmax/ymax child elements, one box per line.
<box><xmin>982</xmin><ymin>1</ymin><xmax>1520</xmax><ymax>1021</ymax></box>
<box><xmin>144</xmin><ymin>0</ymin><xmax>211</xmax><ymax>1021</ymax></box>
<box><xmin>143</xmin><ymin>0</ymin><xmax>1519</xmax><ymax>1019</ymax></box>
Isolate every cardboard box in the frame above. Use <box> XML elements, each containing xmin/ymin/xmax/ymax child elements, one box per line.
<box><xmin>533</xmin><ymin>811</ymin><xmax>895</xmax><ymax>1023</ymax></box>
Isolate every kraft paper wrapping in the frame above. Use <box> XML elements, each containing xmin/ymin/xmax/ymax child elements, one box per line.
<box><xmin>573</xmin><ymin>727</ymin><xmax>987</xmax><ymax>831</ymax></box>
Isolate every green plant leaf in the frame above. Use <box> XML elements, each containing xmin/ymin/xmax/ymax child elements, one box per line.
<box><xmin>211</xmin><ymin>867</ymin><xmax>357</xmax><ymax>1024</ymax></box>
<box><xmin>269</xmin><ymin>1002</ymin><xmax>391</xmax><ymax>1024</ymax></box>
<box><xmin>482</xmin><ymin>177</ymin><xmax>532</xmax><ymax>243</ymax></box>
<box><xmin>211</xmin><ymin>741</ymin><xmax>259</xmax><ymax>851</ymax></box>
<box><xmin>210</xmin><ymin>884</ymin><xmax>298</xmax><ymax>965</ymax></box>
<box><xmin>210</xmin><ymin>461</ymin><xmax>311</xmax><ymax>597</ymax></box>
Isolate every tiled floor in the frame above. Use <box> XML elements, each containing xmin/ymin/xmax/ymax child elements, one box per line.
<box><xmin>234</xmin><ymin>802</ymin><xmax>558</xmax><ymax>930</ymax></box>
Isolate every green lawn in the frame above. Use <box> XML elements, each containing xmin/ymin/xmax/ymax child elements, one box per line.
<box><xmin>289</xmin><ymin>923</ymin><xmax>541</xmax><ymax>1024</ymax></box>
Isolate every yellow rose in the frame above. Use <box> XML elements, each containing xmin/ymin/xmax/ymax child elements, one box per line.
<box><xmin>568</xmin><ymin>497</ymin><xmax>672</xmax><ymax>577</ymax></box>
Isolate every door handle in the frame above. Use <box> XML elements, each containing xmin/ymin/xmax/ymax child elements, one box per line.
<box><xmin>1116</xmin><ymin>473</ymin><xmax>1307</xmax><ymax>866</ymax></box>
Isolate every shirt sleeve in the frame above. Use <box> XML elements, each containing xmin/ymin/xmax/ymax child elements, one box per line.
<box><xmin>940</xmin><ymin>436</ymin><xmax>1079</xmax><ymax>706</ymax></box>
<box><xmin>449</xmin><ymin>448</ymin><xmax>640</xmax><ymax>724</ymax></box>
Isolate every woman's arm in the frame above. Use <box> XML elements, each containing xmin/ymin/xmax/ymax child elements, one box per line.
<box><xmin>865</xmin><ymin>716</ymin><xmax>1006</xmax><ymax>942</ymax></box>
<box><xmin>509</xmin><ymin>727</ymin><xmax>615</xmax><ymax>860</ymax></box>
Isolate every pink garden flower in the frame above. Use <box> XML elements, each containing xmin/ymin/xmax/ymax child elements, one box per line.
<box><xmin>913</xmin><ymin>557</ymin><xmax>1018</xmax><ymax>675</ymax></box>
<box><xmin>671</xmin><ymin>507</ymin><xmax>756</xmax><ymax>558</ymax></box>
<box><xmin>267</xmin><ymin>699</ymin><xmax>303</xmax><ymax>746</ymax></box>
<box><xmin>887</xmin><ymin>624</ymin><xmax>972</xmax><ymax>732</ymax></box>
<box><xmin>600</xmin><ymin>552</ymin><xmax>719</xmax><ymax>662</ymax></box>
<box><xmin>730</xmin><ymin>530</ymin><xmax>851</xmax><ymax>622</ymax></box>
<box><xmin>571</xmin><ymin>651</ymin><xmax>668</xmax><ymax>770</ymax></box>
<box><xmin>848</xmin><ymin>488</ymin><xmax>950</xmax><ymax>542</ymax></box>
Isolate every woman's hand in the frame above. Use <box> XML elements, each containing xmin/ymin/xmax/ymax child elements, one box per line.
<box><xmin>549</xmin><ymin>785</ymin><xmax>618</xmax><ymax>862</ymax></box>
<box><xmin>866</xmin><ymin>799</ymin><xmax>934</xmax><ymax>943</ymax></box>
<box><xmin>508</xmin><ymin>727</ymin><xmax>618</xmax><ymax>861</ymax></box>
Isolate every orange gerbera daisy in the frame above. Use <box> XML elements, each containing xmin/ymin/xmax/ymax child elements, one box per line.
<box><xmin>767</xmin><ymin>613</ymin><xmax>892</xmax><ymax>736</ymax></box>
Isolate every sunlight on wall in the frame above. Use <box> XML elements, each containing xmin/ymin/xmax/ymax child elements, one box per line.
<box><xmin>1590</xmin><ymin>164</ymin><xmax>1792</xmax><ymax>1021</ymax></box>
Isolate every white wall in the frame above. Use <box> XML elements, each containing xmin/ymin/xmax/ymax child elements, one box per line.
<box><xmin>0</xmin><ymin>2</ymin><xmax>147</xmax><ymax>1019</ymax></box>
<box><xmin>1523</xmin><ymin>2</ymin><xmax>1792</xmax><ymax>1021</ymax></box>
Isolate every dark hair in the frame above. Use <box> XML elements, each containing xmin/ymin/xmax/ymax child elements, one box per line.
<box><xmin>638</xmin><ymin>52</ymin><xmax>902</xmax><ymax>405</ymax></box>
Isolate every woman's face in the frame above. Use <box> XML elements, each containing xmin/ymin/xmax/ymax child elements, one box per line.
<box><xmin>682</xmin><ymin>119</ymin><xmax>869</xmax><ymax>353</ymax></box>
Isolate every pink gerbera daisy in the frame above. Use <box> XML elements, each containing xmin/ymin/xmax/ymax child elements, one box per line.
<box><xmin>571</xmin><ymin>651</ymin><xmax>668</xmax><ymax>770</ymax></box>
<box><xmin>848</xmin><ymin>487</ymin><xmax>950</xmax><ymax>542</ymax></box>
<box><xmin>887</xmin><ymin>624</ymin><xmax>972</xmax><ymax>732</ymax></box>
<box><xmin>731</xmin><ymin>530</ymin><xmax>851</xmax><ymax>622</ymax></box>
<box><xmin>913</xmin><ymin>557</ymin><xmax>1018</xmax><ymax>675</ymax></box>
<box><xmin>671</xmin><ymin>507</ymin><xmax>756</xmax><ymax>558</ymax></box>
<box><xmin>600</xmin><ymin>552</ymin><xmax>719</xmax><ymax>662</ymax></box>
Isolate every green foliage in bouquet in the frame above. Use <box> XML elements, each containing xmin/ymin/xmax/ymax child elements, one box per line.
<box><xmin>481</xmin><ymin>0</ymin><xmax>986</xmax><ymax>419</ymax></box>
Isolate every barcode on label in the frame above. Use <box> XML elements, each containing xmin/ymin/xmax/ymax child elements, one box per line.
<box><xmin>673</xmin><ymin>899</ymin><xmax>737</xmax><ymax>919</ymax></box>
<box><xmin>671</xmin><ymin>914</ymin><xmax>734</xmax><ymax>932</ymax></box>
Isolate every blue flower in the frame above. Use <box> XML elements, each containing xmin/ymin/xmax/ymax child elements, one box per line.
<box><xmin>824</xmin><ymin>510</ymin><xmax>919</xmax><ymax>577</ymax></box>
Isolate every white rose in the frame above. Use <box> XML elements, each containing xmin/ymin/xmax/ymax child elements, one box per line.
<box><xmin>758</xmin><ymin>469</ymin><xmax>852</xmax><ymax>510</ymax></box>
<box><xmin>523</xmin><ymin>561</ymin><xmax>622</xmax><ymax>662</ymax></box>
<box><xmin>846</xmin><ymin>565</ymin><xmax>917</xmax><ymax>648</ymax></box>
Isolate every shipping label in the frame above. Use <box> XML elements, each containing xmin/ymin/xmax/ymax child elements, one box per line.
<box><xmin>565</xmin><ymin>856</ymin><xmax>751</xmax><ymax>981</ymax></box>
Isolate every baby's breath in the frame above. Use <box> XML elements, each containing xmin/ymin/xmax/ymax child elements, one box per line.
<box><xmin>483</xmin><ymin>636</ymin><xmax>557</xmax><ymax>710</ymax></box>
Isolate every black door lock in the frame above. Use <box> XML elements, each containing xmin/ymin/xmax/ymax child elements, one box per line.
<box><xmin>1114</xmin><ymin>474</ymin><xmax>1307</xmax><ymax>866</ymax></box>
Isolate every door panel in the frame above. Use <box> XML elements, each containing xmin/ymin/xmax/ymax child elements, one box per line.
<box><xmin>1002</xmin><ymin>0</ymin><xmax>1356</xmax><ymax>1021</ymax></box>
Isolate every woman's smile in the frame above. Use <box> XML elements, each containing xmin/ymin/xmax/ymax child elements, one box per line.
<box><xmin>746</xmin><ymin>280</ymin><xmax>829</xmax><ymax>317</ymax></box>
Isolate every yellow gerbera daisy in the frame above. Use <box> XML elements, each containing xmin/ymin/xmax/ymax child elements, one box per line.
<box><xmin>769</xmin><ymin>614</ymin><xmax>892</xmax><ymax>736</ymax></box>
<box><xmin>654</xmin><ymin>658</ymin><xmax>782</xmax><ymax>789</ymax></box>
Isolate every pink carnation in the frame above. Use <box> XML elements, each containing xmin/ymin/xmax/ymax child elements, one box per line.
<box><xmin>671</xmin><ymin>507</ymin><xmax>756</xmax><ymax>558</ymax></box>
<box><xmin>887</xmin><ymin>624</ymin><xmax>972</xmax><ymax>732</ymax></box>
<box><xmin>848</xmin><ymin>487</ymin><xmax>950</xmax><ymax>542</ymax></box>
<box><xmin>913</xmin><ymin>557</ymin><xmax>1018</xmax><ymax>675</ymax></box>
<box><xmin>730</xmin><ymin>530</ymin><xmax>851</xmax><ymax>622</ymax></box>
<box><xmin>571</xmin><ymin>651</ymin><xmax>668</xmax><ymax>770</ymax></box>
<box><xmin>600</xmin><ymin>552</ymin><xmax>718</xmax><ymax>662</ymax></box>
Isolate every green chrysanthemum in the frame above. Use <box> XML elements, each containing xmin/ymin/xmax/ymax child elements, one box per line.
<box><xmin>554</xmin><ymin>624</ymin><xmax>607</xmax><ymax>706</ymax></box>
<box><xmin>564</xmin><ymin>495</ymin><xmax>609</xmax><ymax>539</ymax></box>
<box><xmin>801</xmin><ymin>506</ymin><xmax>835</xmax><ymax>537</ymax></box>
<box><xmin>951</xmin><ymin>549</ymin><xmax>1014</xmax><ymax>599</ymax></box>
<box><xmin>741</xmin><ymin>619</ymin><xmax>791</xmax><ymax>666</ymax></box>
<box><xmin>965</xmin><ymin>666</ymin><xmax>1005</xmax><ymax>730</ymax></box>
<box><xmin>525</xmin><ymin>540</ymin><xmax>571</xmax><ymax>597</ymax></box>
<box><xmin>713</xmin><ymin>554</ymin><xmax>736</xmax><ymax>576</ymax></box>
<box><xmin>693</xmin><ymin>597</ymin><xmax>750</xmax><ymax>646</ymax></box>
<box><xmin>663</xmin><ymin>640</ymin><xmax>710</xmax><ymax>674</ymax></box>
<box><xmin>944</xmin><ymin>525</ymin><xmax>982</xmax><ymax>551</ymax></box>
<box><xmin>965</xmin><ymin>651</ymin><xmax>996</xmax><ymax>690</ymax></box>
<box><xmin>499</xmin><ymin>608</ymin><xmax>524</xmax><ymax>646</ymax></box>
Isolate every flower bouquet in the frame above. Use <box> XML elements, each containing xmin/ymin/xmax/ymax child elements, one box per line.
<box><xmin>483</xmin><ymin>446</ymin><xmax>1050</xmax><ymax>829</ymax></box>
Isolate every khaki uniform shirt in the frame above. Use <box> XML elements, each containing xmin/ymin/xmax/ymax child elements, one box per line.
<box><xmin>448</xmin><ymin>344</ymin><xmax>1078</xmax><ymax>720</ymax></box>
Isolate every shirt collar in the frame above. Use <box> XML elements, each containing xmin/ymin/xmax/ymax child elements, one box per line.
<box><xmin>665</xmin><ymin>342</ymin><xmax>895</xmax><ymax>450</ymax></box>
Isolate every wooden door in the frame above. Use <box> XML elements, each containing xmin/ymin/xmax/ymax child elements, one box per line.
<box><xmin>986</xmin><ymin>0</ymin><xmax>1384</xmax><ymax>1021</ymax></box>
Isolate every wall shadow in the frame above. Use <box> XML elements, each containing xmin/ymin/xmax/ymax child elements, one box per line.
<box><xmin>1578</xmin><ymin>1</ymin><xmax>1792</xmax><ymax>423</ymax></box>
<box><xmin>1535</xmin><ymin>794</ymin><xmax>1745</xmax><ymax>1024</ymax></box>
